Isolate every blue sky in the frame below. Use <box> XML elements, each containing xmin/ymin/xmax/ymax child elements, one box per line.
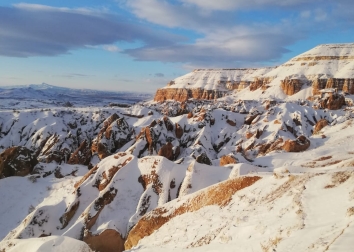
<box><xmin>0</xmin><ymin>0</ymin><xmax>354</xmax><ymax>92</ymax></box>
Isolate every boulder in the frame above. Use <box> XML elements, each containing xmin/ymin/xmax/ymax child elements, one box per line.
<box><xmin>313</xmin><ymin>119</ymin><xmax>328</xmax><ymax>134</ymax></box>
<box><xmin>282</xmin><ymin>135</ymin><xmax>310</xmax><ymax>152</ymax></box>
<box><xmin>220</xmin><ymin>155</ymin><xmax>238</xmax><ymax>166</ymax></box>
<box><xmin>195</xmin><ymin>153</ymin><xmax>212</xmax><ymax>165</ymax></box>
<box><xmin>175</xmin><ymin>123</ymin><xmax>183</xmax><ymax>139</ymax></box>
<box><xmin>0</xmin><ymin>146</ymin><xmax>38</xmax><ymax>178</ymax></box>
<box><xmin>158</xmin><ymin>142</ymin><xmax>174</xmax><ymax>160</ymax></box>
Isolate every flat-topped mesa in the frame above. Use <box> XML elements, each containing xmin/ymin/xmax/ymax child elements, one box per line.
<box><xmin>154</xmin><ymin>43</ymin><xmax>354</xmax><ymax>102</ymax></box>
<box><xmin>154</xmin><ymin>68</ymin><xmax>275</xmax><ymax>102</ymax></box>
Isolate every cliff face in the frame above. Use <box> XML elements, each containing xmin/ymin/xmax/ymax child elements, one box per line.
<box><xmin>154</xmin><ymin>88</ymin><xmax>228</xmax><ymax>102</ymax></box>
<box><xmin>312</xmin><ymin>78</ymin><xmax>354</xmax><ymax>95</ymax></box>
<box><xmin>280</xmin><ymin>79</ymin><xmax>305</xmax><ymax>95</ymax></box>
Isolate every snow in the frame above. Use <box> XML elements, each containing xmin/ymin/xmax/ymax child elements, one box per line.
<box><xmin>160</xmin><ymin>43</ymin><xmax>354</xmax><ymax>102</ymax></box>
<box><xmin>0</xmin><ymin>236</ymin><xmax>92</xmax><ymax>252</ymax></box>
<box><xmin>1</xmin><ymin>43</ymin><xmax>354</xmax><ymax>252</ymax></box>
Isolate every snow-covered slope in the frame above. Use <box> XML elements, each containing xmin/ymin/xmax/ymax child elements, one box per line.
<box><xmin>1</xmin><ymin>43</ymin><xmax>354</xmax><ymax>252</ymax></box>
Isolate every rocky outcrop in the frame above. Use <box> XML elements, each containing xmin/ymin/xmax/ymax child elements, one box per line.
<box><xmin>220</xmin><ymin>155</ymin><xmax>238</xmax><ymax>166</ymax></box>
<box><xmin>154</xmin><ymin>88</ymin><xmax>227</xmax><ymax>102</ymax></box>
<box><xmin>124</xmin><ymin>176</ymin><xmax>261</xmax><ymax>250</ymax></box>
<box><xmin>319</xmin><ymin>93</ymin><xmax>346</xmax><ymax>110</ymax></box>
<box><xmin>196</xmin><ymin>153</ymin><xmax>212</xmax><ymax>165</ymax></box>
<box><xmin>281</xmin><ymin>79</ymin><xmax>304</xmax><ymax>95</ymax></box>
<box><xmin>68</xmin><ymin>140</ymin><xmax>92</xmax><ymax>166</ymax></box>
<box><xmin>175</xmin><ymin>123</ymin><xmax>183</xmax><ymax>139</ymax></box>
<box><xmin>312</xmin><ymin>78</ymin><xmax>354</xmax><ymax>95</ymax></box>
<box><xmin>0</xmin><ymin>146</ymin><xmax>38</xmax><ymax>178</ymax></box>
<box><xmin>84</xmin><ymin>229</ymin><xmax>125</xmax><ymax>252</ymax></box>
<box><xmin>282</xmin><ymin>135</ymin><xmax>310</xmax><ymax>152</ymax></box>
<box><xmin>92</xmin><ymin>115</ymin><xmax>133</xmax><ymax>159</ymax></box>
<box><xmin>158</xmin><ymin>142</ymin><xmax>174</xmax><ymax>160</ymax></box>
<box><xmin>313</xmin><ymin>119</ymin><xmax>328</xmax><ymax>134</ymax></box>
<box><xmin>249</xmin><ymin>77</ymin><xmax>273</xmax><ymax>91</ymax></box>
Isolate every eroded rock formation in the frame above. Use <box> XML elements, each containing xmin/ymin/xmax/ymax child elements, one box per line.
<box><xmin>154</xmin><ymin>88</ymin><xmax>227</xmax><ymax>102</ymax></box>
<box><xmin>0</xmin><ymin>146</ymin><xmax>38</xmax><ymax>178</ymax></box>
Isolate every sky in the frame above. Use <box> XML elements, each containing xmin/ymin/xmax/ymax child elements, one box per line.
<box><xmin>0</xmin><ymin>0</ymin><xmax>354</xmax><ymax>93</ymax></box>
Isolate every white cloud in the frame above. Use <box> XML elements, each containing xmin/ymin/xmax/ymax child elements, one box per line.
<box><xmin>180</xmin><ymin>0</ymin><xmax>317</xmax><ymax>11</ymax></box>
<box><xmin>102</xmin><ymin>45</ymin><xmax>120</xmax><ymax>52</ymax></box>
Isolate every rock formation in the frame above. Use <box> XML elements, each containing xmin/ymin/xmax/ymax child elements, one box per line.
<box><xmin>0</xmin><ymin>146</ymin><xmax>38</xmax><ymax>178</ymax></box>
<box><xmin>281</xmin><ymin>79</ymin><xmax>304</xmax><ymax>95</ymax></box>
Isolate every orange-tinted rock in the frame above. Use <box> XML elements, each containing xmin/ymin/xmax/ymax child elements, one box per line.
<box><xmin>84</xmin><ymin>229</ymin><xmax>125</xmax><ymax>252</ymax></box>
<box><xmin>175</xmin><ymin>123</ymin><xmax>183</xmax><ymax>139</ymax></box>
<box><xmin>187</xmin><ymin>112</ymin><xmax>193</xmax><ymax>118</ymax></box>
<box><xmin>312</xmin><ymin>78</ymin><xmax>354</xmax><ymax>95</ymax></box>
<box><xmin>125</xmin><ymin>176</ymin><xmax>261</xmax><ymax>250</ymax></box>
<box><xmin>245</xmin><ymin>131</ymin><xmax>254</xmax><ymax>139</ymax></box>
<box><xmin>154</xmin><ymin>88</ymin><xmax>227</xmax><ymax>102</ymax></box>
<box><xmin>220</xmin><ymin>155</ymin><xmax>238</xmax><ymax>166</ymax></box>
<box><xmin>158</xmin><ymin>142</ymin><xmax>174</xmax><ymax>160</ymax></box>
<box><xmin>282</xmin><ymin>135</ymin><xmax>310</xmax><ymax>152</ymax></box>
<box><xmin>313</xmin><ymin>119</ymin><xmax>328</xmax><ymax>134</ymax></box>
<box><xmin>319</xmin><ymin>93</ymin><xmax>346</xmax><ymax>110</ymax></box>
<box><xmin>68</xmin><ymin>140</ymin><xmax>92</xmax><ymax>166</ymax></box>
<box><xmin>0</xmin><ymin>146</ymin><xmax>38</xmax><ymax>178</ymax></box>
<box><xmin>281</xmin><ymin>79</ymin><xmax>304</xmax><ymax>95</ymax></box>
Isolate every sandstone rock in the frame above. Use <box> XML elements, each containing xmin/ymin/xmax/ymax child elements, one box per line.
<box><xmin>163</xmin><ymin>116</ymin><xmax>174</xmax><ymax>131</ymax></box>
<box><xmin>258</xmin><ymin>138</ymin><xmax>284</xmax><ymax>155</ymax></box>
<box><xmin>195</xmin><ymin>153</ymin><xmax>212</xmax><ymax>165</ymax></box>
<box><xmin>245</xmin><ymin>131</ymin><xmax>254</xmax><ymax>139</ymax></box>
<box><xmin>84</xmin><ymin>229</ymin><xmax>125</xmax><ymax>252</ymax></box>
<box><xmin>312</xmin><ymin>78</ymin><xmax>354</xmax><ymax>95</ymax></box>
<box><xmin>281</xmin><ymin>79</ymin><xmax>304</xmax><ymax>95</ymax></box>
<box><xmin>313</xmin><ymin>119</ymin><xmax>328</xmax><ymax>134</ymax></box>
<box><xmin>154</xmin><ymin>88</ymin><xmax>227</xmax><ymax>102</ymax></box>
<box><xmin>175</xmin><ymin>123</ymin><xmax>183</xmax><ymax>139</ymax></box>
<box><xmin>158</xmin><ymin>142</ymin><xmax>174</xmax><ymax>161</ymax></box>
<box><xmin>319</xmin><ymin>93</ymin><xmax>346</xmax><ymax>110</ymax></box>
<box><xmin>187</xmin><ymin>112</ymin><xmax>193</xmax><ymax>118</ymax></box>
<box><xmin>92</xmin><ymin>116</ymin><xmax>133</xmax><ymax>160</ymax></box>
<box><xmin>68</xmin><ymin>140</ymin><xmax>92</xmax><ymax>166</ymax></box>
<box><xmin>0</xmin><ymin>146</ymin><xmax>38</xmax><ymax>178</ymax></box>
<box><xmin>220</xmin><ymin>155</ymin><xmax>238</xmax><ymax>166</ymax></box>
<box><xmin>226</xmin><ymin>119</ymin><xmax>236</xmax><ymax>126</ymax></box>
<box><xmin>124</xmin><ymin>176</ymin><xmax>261</xmax><ymax>250</ymax></box>
<box><xmin>282</xmin><ymin>135</ymin><xmax>310</xmax><ymax>152</ymax></box>
<box><xmin>244</xmin><ymin>114</ymin><xmax>259</xmax><ymax>125</ymax></box>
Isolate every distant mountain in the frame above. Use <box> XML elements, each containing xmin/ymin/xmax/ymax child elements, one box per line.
<box><xmin>0</xmin><ymin>83</ymin><xmax>152</xmax><ymax>109</ymax></box>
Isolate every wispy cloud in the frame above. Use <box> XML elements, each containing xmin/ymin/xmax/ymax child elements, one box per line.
<box><xmin>0</xmin><ymin>4</ymin><xmax>184</xmax><ymax>57</ymax></box>
<box><xmin>52</xmin><ymin>73</ymin><xmax>94</xmax><ymax>78</ymax></box>
<box><xmin>154</xmin><ymin>73</ymin><xmax>165</xmax><ymax>77</ymax></box>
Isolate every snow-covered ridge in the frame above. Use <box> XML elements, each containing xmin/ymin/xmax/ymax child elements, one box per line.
<box><xmin>156</xmin><ymin>43</ymin><xmax>354</xmax><ymax>102</ymax></box>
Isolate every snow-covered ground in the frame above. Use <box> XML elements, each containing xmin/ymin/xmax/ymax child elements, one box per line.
<box><xmin>1</xmin><ymin>43</ymin><xmax>354</xmax><ymax>252</ymax></box>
